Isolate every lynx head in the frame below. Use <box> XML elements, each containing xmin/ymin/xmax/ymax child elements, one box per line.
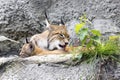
<box><xmin>19</xmin><ymin>38</ymin><xmax>35</xmax><ymax>57</ymax></box>
<box><xmin>45</xmin><ymin>13</ymin><xmax>70</xmax><ymax>50</ymax></box>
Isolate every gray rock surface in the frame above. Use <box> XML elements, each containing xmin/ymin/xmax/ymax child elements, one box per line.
<box><xmin>0</xmin><ymin>61</ymin><xmax>96</xmax><ymax>80</ymax></box>
<box><xmin>0</xmin><ymin>0</ymin><xmax>120</xmax><ymax>80</ymax></box>
<box><xmin>0</xmin><ymin>57</ymin><xmax>119</xmax><ymax>80</ymax></box>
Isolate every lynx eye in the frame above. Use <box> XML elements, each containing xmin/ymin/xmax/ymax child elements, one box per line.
<box><xmin>29</xmin><ymin>43</ymin><xmax>34</xmax><ymax>51</ymax></box>
<box><xmin>59</xmin><ymin>34</ymin><xmax>65</xmax><ymax>38</ymax></box>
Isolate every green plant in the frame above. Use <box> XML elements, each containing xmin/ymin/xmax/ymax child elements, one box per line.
<box><xmin>73</xmin><ymin>15</ymin><xmax>120</xmax><ymax>62</ymax></box>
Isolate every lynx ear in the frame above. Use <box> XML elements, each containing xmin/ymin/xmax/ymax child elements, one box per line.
<box><xmin>25</xmin><ymin>37</ymin><xmax>29</xmax><ymax>43</ymax></box>
<box><xmin>45</xmin><ymin>19</ymin><xmax>50</xmax><ymax>28</ymax></box>
<box><xmin>45</xmin><ymin>11</ymin><xmax>50</xmax><ymax>28</ymax></box>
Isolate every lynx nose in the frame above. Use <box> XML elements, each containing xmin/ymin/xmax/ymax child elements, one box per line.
<box><xmin>65</xmin><ymin>42</ymin><xmax>68</xmax><ymax>45</ymax></box>
<box><xmin>64</xmin><ymin>39</ymin><xmax>69</xmax><ymax>45</ymax></box>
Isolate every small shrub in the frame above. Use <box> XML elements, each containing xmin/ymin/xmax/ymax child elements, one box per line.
<box><xmin>73</xmin><ymin>15</ymin><xmax>120</xmax><ymax>62</ymax></box>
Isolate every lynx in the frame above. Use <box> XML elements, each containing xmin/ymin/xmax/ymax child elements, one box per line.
<box><xmin>20</xmin><ymin>13</ymin><xmax>70</xmax><ymax>57</ymax></box>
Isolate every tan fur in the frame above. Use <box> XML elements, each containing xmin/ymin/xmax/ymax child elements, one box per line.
<box><xmin>29</xmin><ymin>24</ymin><xmax>69</xmax><ymax>49</ymax></box>
<box><xmin>19</xmin><ymin>37</ymin><xmax>94</xmax><ymax>57</ymax></box>
<box><xmin>20</xmin><ymin>23</ymin><xmax>70</xmax><ymax>57</ymax></box>
<box><xmin>20</xmin><ymin>41</ymin><xmax>69</xmax><ymax>58</ymax></box>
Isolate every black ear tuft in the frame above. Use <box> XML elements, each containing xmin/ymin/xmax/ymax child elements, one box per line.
<box><xmin>45</xmin><ymin>11</ymin><xmax>51</xmax><ymax>29</ymax></box>
<box><xmin>45</xmin><ymin>11</ymin><xmax>48</xmax><ymax>19</ymax></box>
<box><xmin>45</xmin><ymin>11</ymin><xmax>50</xmax><ymax>23</ymax></box>
<box><xmin>61</xmin><ymin>17</ymin><xmax>65</xmax><ymax>25</ymax></box>
<box><xmin>25</xmin><ymin>37</ymin><xmax>29</xmax><ymax>43</ymax></box>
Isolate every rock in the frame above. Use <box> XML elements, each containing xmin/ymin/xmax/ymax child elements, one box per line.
<box><xmin>0</xmin><ymin>56</ymin><xmax>119</xmax><ymax>80</ymax></box>
<box><xmin>0</xmin><ymin>36</ymin><xmax>20</xmax><ymax>56</ymax></box>
<box><xmin>0</xmin><ymin>58</ymin><xmax>96</xmax><ymax>80</ymax></box>
<box><xmin>93</xmin><ymin>19</ymin><xmax>120</xmax><ymax>34</ymax></box>
<box><xmin>0</xmin><ymin>41</ymin><xmax>20</xmax><ymax>56</ymax></box>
